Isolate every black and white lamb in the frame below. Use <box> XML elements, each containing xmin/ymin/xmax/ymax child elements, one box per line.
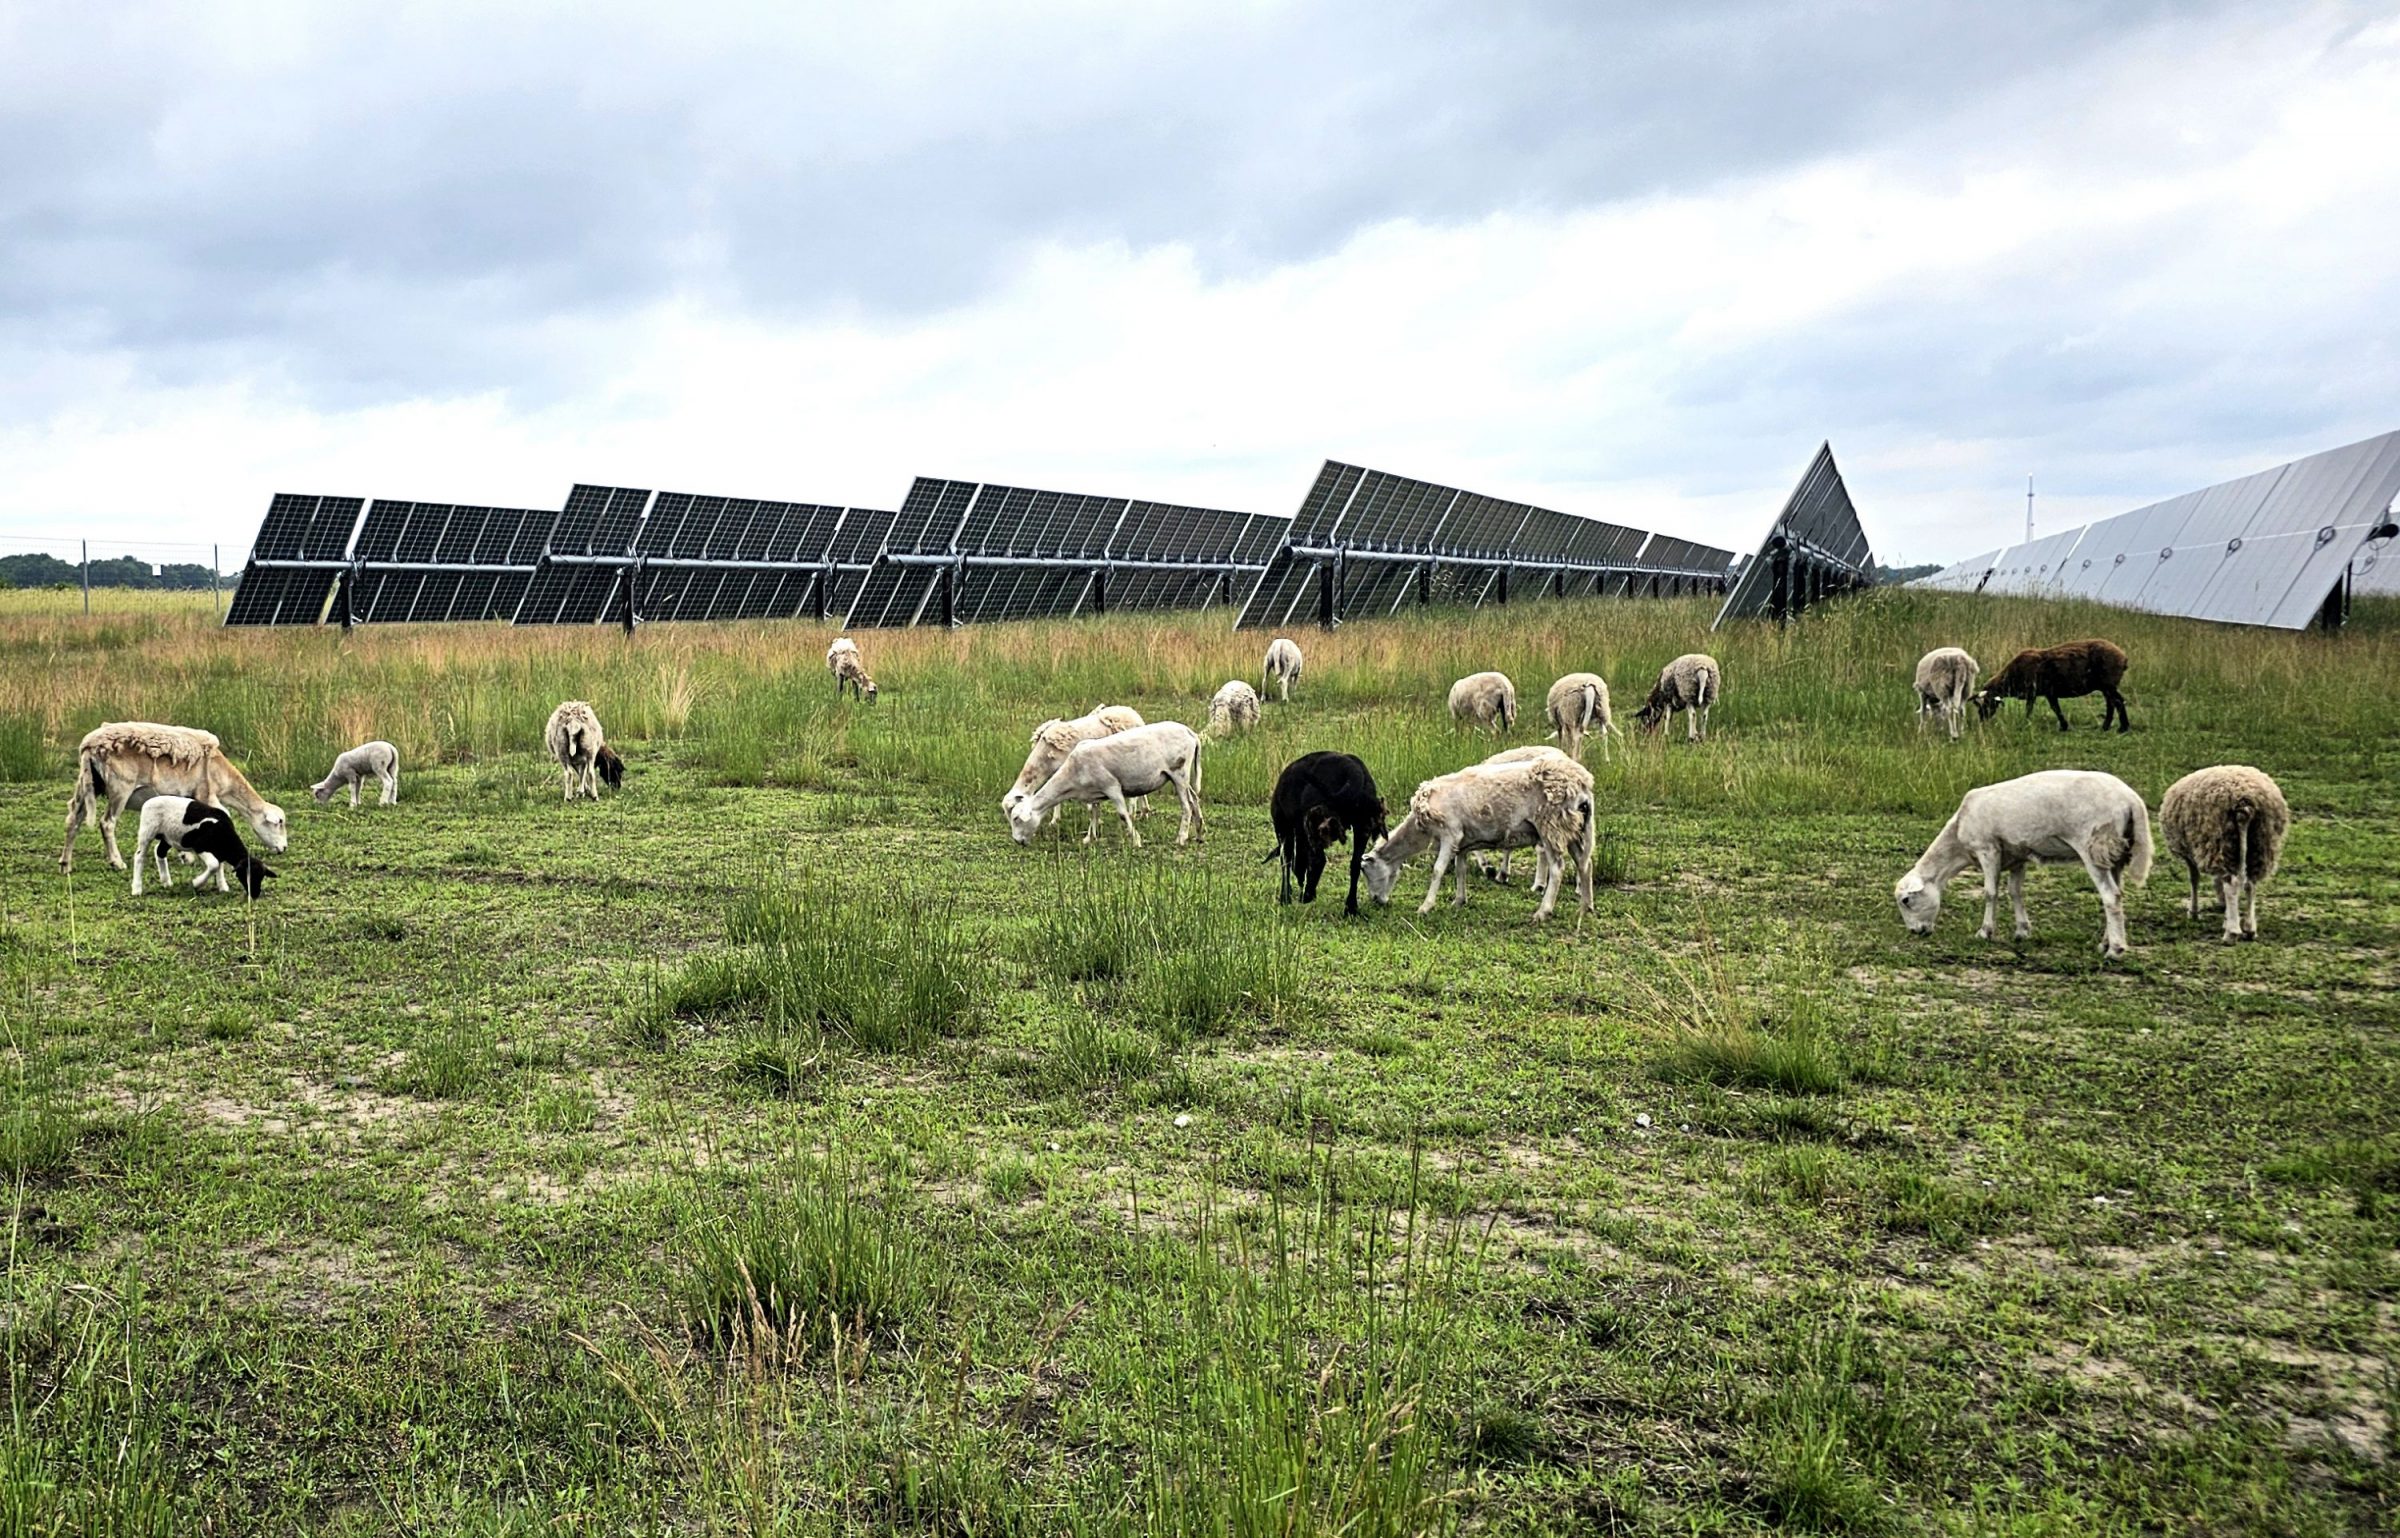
<box><xmin>131</xmin><ymin>796</ymin><xmax>277</xmax><ymax>898</ymax></box>
<box><xmin>544</xmin><ymin>701</ymin><xmax>622</xmax><ymax>801</ymax></box>
<box><xmin>1268</xmin><ymin>751</ymin><xmax>1387</xmax><ymax>915</ymax></box>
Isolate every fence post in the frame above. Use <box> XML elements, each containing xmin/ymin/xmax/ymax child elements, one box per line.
<box><xmin>212</xmin><ymin>544</ymin><xmax>222</xmax><ymax>619</ymax></box>
<box><xmin>82</xmin><ymin>540</ymin><xmax>90</xmax><ymax>615</ymax></box>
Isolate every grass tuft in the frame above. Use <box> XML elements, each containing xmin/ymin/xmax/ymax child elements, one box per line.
<box><xmin>680</xmin><ymin>1161</ymin><xmax>941</xmax><ymax>1355</ymax></box>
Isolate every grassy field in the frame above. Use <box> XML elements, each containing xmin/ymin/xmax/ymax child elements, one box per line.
<box><xmin>2</xmin><ymin>587</ymin><xmax>2395</xmax><ymax>1536</ymax></box>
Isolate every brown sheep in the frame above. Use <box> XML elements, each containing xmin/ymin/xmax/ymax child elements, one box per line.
<box><xmin>2158</xmin><ymin>765</ymin><xmax>2290</xmax><ymax>942</ymax></box>
<box><xmin>1975</xmin><ymin>639</ymin><xmax>2130</xmax><ymax>733</ymax></box>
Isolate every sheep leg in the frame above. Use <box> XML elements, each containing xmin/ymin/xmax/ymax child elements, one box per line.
<box><xmin>1082</xmin><ymin>804</ymin><xmax>1102</xmax><ymax>845</ymax></box>
<box><xmin>2047</xmin><ymin>694</ymin><xmax>2070</xmax><ymax>732</ymax></box>
<box><xmin>562</xmin><ymin>768</ymin><xmax>575</xmax><ymax>802</ymax></box>
<box><xmin>1418</xmin><ymin>840</ymin><xmax>1455</xmax><ymax>914</ymax></box>
<box><xmin>2087</xmin><ymin>864</ymin><xmax>2127</xmax><ymax>957</ymax></box>
<box><xmin>2218</xmin><ymin>875</ymin><xmax>2244</xmax><ymax>943</ymax></box>
<box><xmin>1101</xmin><ymin>787</ymin><xmax>1143</xmax><ymax>848</ymax></box>
<box><xmin>2108</xmin><ymin>688</ymin><xmax>2130</xmax><ymax>733</ymax></box>
<box><xmin>1345</xmin><ymin>833</ymin><xmax>1365</xmax><ymax>917</ymax></box>
<box><xmin>2244</xmin><ymin>879</ymin><xmax>2261</xmax><ymax>940</ymax></box>
<box><xmin>130</xmin><ymin>832</ymin><xmax>149</xmax><ymax>895</ymax></box>
<box><xmin>2184</xmin><ymin>858</ymin><xmax>2201</xmax><ymax>920</ymax></box>
<box><xmin>1279</xmin><ymin>845</ymin><xmax>1294</xmax><ymax>904</ymax></box>
<box><xmin>100</xmin><ymin>788</ymin><xmax>133</xmax><ymax>869</ymax></box>
<box><xmin>382</xmin><ymin>768</ymin><xmax>398</xmax><ymax>805</ymax></box>
<box><xmin>1976</xmin><ymin>852</ymin><xmax>2001</xmax><ymax>940</ymax></box>
<box><xmin>2008</xmin><ymin>868</ymin><xmax>2031</xmax><ymax>941</ymax></box>
<box><xmin>1167</xmin><ymin>768</ymin><xmax>1201</xmax><ymax>846</ymax></box>
<box><xmin>1530</xmin><ymin>839</ymin><xmax>1563</xmax><ymax>921</ymax></box>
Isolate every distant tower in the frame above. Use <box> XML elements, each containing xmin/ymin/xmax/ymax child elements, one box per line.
<box><xmin>2026</xmin><ymin>475</ymin><xmax>2035</xmax><ymax>542</ymax></box>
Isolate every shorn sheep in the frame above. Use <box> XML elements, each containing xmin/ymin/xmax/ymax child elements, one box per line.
<box><xmin>1448</xmin><ymin>671</ymin><xmax>1517</xmax><ymax>731</ymax></box>
<box><xmin>1362</xmin><ymin>754</ymin><xmax>1595</xmax><ymax>922</ymax></box>
<box><xmin>1471</xmin><ymin>744</ymin><xmax>1570</xmax><ymax>889</ymax></box>
<box><xmin>1002</xmin><ymin>706</ymin><xmax>1147</xmax><ymax>833</ymax></box>
<box><xmin>544</xmin><ymin>701</ymin><xmax>623</xmax><ymax>802</ymax></box>
<box><xmin>131</xmin><ymin>796</ymin><xmax>277</xmax><ymax>898</ymax></box>
<box><xmin>1206</xmin><ymin>680</ymin><xmax>1261</xmax><ymax>736</ymax></box>
<box><xmin>1633</xmin><ymin>654</ymin><xmax>1719</xmax><ymax>741</ymax></box>
<box><xmin>1913</xmin><ymin>647</ymin><xmax>1980</xmax><ymax>742</ymax></box>
<box><xmin>1262</xmin><ymin>637</ymin><xmax>1304</xmax><ymax>702</ymax></box>
<box><xmin>1894</xmin><ymin>768</ymin><xmax>2153</xmax><ymax>958</ymax></box>
<box><xmin>1268</xmin><ymin>751</ymin><xmax>1386</xmax><ymax>915</ymax></box>
<box><xmin>1545</xmin><ymin>672</ymin><xmax>1617</xmax><ymax>762</ymax></box>
<box><xmin>2159</xmin><ymin>765</ymin><xmax>2290</xmax><ymax>942</ymax></box>
<box><xmin>1007</xmin><ymin>722</ymin><xmax>1204</xmax><ymax>848</ymax></box>
<box><xmin>311</xmin><ymin>740</ymin><xmax>400</xmax><ymax>807</ymax></box>
<box><xmin>60</xmin><ymin>722</ymin><xmax>289</xmax><ymax>872</ymax></box>
<box><xmin>1975</xmin><ymin>639</ymin><xmax>2130</xmax><ymax>733</ymax></box>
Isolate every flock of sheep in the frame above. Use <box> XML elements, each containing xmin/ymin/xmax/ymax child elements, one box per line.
<box><xmin>51</xmin><ymin>629</ymin><xmax>2289</xmax><ymax>957</ymax></box>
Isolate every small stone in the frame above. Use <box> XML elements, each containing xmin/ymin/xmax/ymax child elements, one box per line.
<box><xmin>1173</xmin><ymin>1114</ymin><xmax>1192</xmax><ymax>1129</ymax></box>
<box><xmin>1679</xmin><ymin>1123</ymin><xmax>1691</xmax><ymax>1133</ymax></box>
<box><xmin>1634</xmin><ymin>1113</ymin><xmax>1651</xmax><ymax>1129</ymax></box>
<box><xmin>1046</xmin><ymin>1141</ymin><xmax>1060</xmax><ymax>1153</ymax></box>
<box><xmin>2090</xmin><ymin>1195</ymin><xmax>2110</xmax><ymax>1206</ymax></box>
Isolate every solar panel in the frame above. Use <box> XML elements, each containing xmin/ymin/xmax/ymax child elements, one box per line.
<box><xmin>516</xmin><ymin>485</ymin><xmax>650</xmax><ymax>625</ymax></box>
<box><xmin>225</xmin><ymin>494</ymin><xmax>363</xmax><ymax>625</ymax></box>
<box><xmin>1713</xmin><ymin>444</ymin><xmax>1877</xmax><ymax>627</ymax></box>
<box><xmin>1911</xmin><ymin>430</ymin><xmax>2400</xmax><ymax>629</ymax></box>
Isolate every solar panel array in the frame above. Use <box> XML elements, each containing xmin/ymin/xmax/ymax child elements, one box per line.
<box><xmin>1713</xmin><ymin>443</ymin><xmax>1879</xmax><ymax>628</ymax></box>
<box><xmin>1911</xmin><ymin>430</ymin><xmax>2400</xmax><ymax>629</ymax></box>
<box><xmin>223</xmin><ymin>494</ymin><xmax>363</xmax><ymax>625</ymax></box>
<box><xmin>1235</xmin><ymin>461</ymin><xmax>1734</xmax><ymax>630</ymax></box>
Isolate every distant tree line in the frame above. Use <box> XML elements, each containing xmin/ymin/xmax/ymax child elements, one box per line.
<box><xmin>1877</xmin><ymin>562</ymin><xmax>1941</xmax><ymax>585</ymax></box>
<box><xmin>0</xmin><ymin>553</ymin><xmax>234</xmax><ymax>590</ymax></box>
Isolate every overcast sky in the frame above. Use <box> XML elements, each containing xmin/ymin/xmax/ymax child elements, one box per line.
<box><xmin>4</xmin><ymin>0</ymin><xmax>2396</xmax><ymax>567</ymax></box>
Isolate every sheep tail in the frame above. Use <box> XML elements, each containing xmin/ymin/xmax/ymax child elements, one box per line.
<box><xmin>2234</xmin><ymin>799</ymin><xmax>2254</xmax><ymax>880</ymax></box>
<box><xmin>2125</xmin><ymin>803</ymin><xmax>2154</xmax><ymax>887</ymax></box>
<box><xmin>1191</xmin><ymin>735</ymin><xmax>1205</xmax><ymax>796</ymax></box>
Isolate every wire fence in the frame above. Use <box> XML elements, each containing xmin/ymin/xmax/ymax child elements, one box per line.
<box><xmin>0</xmin><ymin>534</ymin><xmax>246</xmax><ymax>617</ymax></box>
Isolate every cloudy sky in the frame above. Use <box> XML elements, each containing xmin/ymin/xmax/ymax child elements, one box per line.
<box><xmin>4</xmin><ymin>0</ymin><xmax>2396</xmax><ymax>567</ymax></box>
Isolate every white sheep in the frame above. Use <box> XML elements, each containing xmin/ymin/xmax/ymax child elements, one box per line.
<box><xmin>544</xmin><ymin>701</ymin><xmax>621</xmax><ymax>802</ymax></box>
<box><xmin>1472</xmin><ymin>744</ymin><xmax>1573</xmax><ymax>889</ymax></box>
<box><xmin>825</xmin><ymin>637</ymin><xmax>858</xmax><ymax>670</ymax></box>
<box><xmin>1002</xmin><ymin>705</ymin><xmax>1147</xmax><ymax>835</ymax></box>
<box><xmin>1894</xmin><ymin>769</ymin><xmax>2153</xmax><ymax>958</ymax></box>
<box><xmin>1263</xmin><ymin>637</ymin><xmax>1304</xmax><ymax>702</ymax></box>
<box><xmin>1007</xmin><ymin>722</ymin><xmax>1204</xmax><ymax>848</ymax></box>
<box><xmin>1913</xmin><ymin>647</ymin><xmax>1980</xmax><ymax>742</ymax></box>
<box><xmin>1447</xmin><ymin>671</ymin><xmax>1517</xmax><ymax>732</ymax></box>
<box><xmin>60</xmin><ymin>722</ymin><xmax>288</xmax><ymax>872</ymax></box>
<box><xmin>131</xmin><ymin>795</ymin><xmax>277</xmax><ymax>898</ymax></box>
<box><xmin>1633</xmin><ymin>654</ymin><xmax>1719</xmax><ymax>741</ymax></box>
<box><xmin>311</xmin><ymin>741</ymin><xmax>400</xmax><ymax>807</ymax></box>
<box><xmin>1362</xmin><ymin>754</ymin><xmax>1595</xmax><ymax>921</ymax></box>
<box><xmin>2159</xmin><ymin>765</ymin><xmax>2290</xmax><ymax>942</ymax></box>
<box><xmin>1544</xmin><ymin>672</ymin><xmax>1618</xmax><ymax>763</ymax></box>
<box><xmin>831</xmin><ymin>648</ymin><xmax>877</xmax><ymax>703</ymax></box>
<box><xmin>1206</xmin><ymin>680</ymin><xmax>1261</xmax><ymax>736</ymax></box>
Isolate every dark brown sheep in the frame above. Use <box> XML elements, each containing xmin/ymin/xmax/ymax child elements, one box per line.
<box><xmin>1975</xmin><ymin>639</ymin><xmax>2130</xmax><ymax>733</ymax></box>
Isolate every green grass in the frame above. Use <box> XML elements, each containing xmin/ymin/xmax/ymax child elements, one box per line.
<box><xmin>1</xmin><ymin>588</ymin><xmax>2397</xmax><ymax>1534</ymax></box>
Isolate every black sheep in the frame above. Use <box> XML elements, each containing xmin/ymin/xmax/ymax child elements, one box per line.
<box><xmin>1269</xmin><ymin>752</ymin><xmax>1387</xmax><ymax>916</ymax></box>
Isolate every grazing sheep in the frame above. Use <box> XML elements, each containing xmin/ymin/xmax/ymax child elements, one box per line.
<box><xmin>1268</xmin><ymin>751</ymin><xmax>1387</xmax><ymax>915</ymax></box>
<box><xmin>311</xmin><ymin>741</ymin><xmax>401</xmax><ymax>807</ymax></box>
<box><xmin>2159</xmin><ymin>765</ymin><xmax>2290</xmax><ymax>942</ymax></box>
<box><xmin>1894</xmin><ymin>769</ymin><xmax>2152</xmax><ymax>958</ymax></box>
<box><xmin>825</xmin><ymin>637</ymin><xmax>858</xmax><ymax>672</ymax></box>
<box><xmin>1975</xmin><ymin>639</ymin><xmax>2130</xmax><ymax>733</ymax></box>
<box><xmin>832</xmin><ymin>648</ymin><xmax>878</xmax><ymax>703</ymax></box>
<box><xmin>1633</xmin><ymin>654</ymin><xmax>1719</xmax><ymax>741</ymax></box>
<box><xmin>1003</xmin><ymin>706</ymin><xmax>1148</xmax><ymax>833</ymax></box>
<box><xmin>1206</xmin><ymin>680</ymin><xmax>1261</xmax><ymax>736</ymax></box>
<box><xmin>1447</xmin><ymin>671</ymin><xmax>1517</xmax><ymax>731</ymax></box>
<box><xmin>1545</xmin><ymin>672</ymin><xmax>1618</xmax><ymax>763</ymax></box>
<box><xmin>131</xmin><ymin>796</ymin><xmax>276</xmax><ymax>898</ymax></box>
<box><xmin>1263</xmin><ymin>637</ymin><xmax>1304</xmax><ymax>702</ymax></box>
<box><xmin>1008</xmin><ymin>723</ymin><xmax>1204</xmax><ymax>848</ymax></box>
<box><xmin>60</xmin><ymin>722</ymin><xmax>289</xmax><ymax>872</ymax></box>
<box><xmin>1913</xmin><ymin>648</ymin><xmax>1980</xmax><ymax>742</ymax></box>
<box><xmin>1473</xmin><ymin>745</ymin><xmax>1572</xmax><ymax>889</ymax></box>
<box><xmin>544</xmin><ymin>701</ymin><xmax>618</xmax><ymax>802</ymax></box>
<box><xmin>1362</xmin><ymin>754</ymin><xmax>1595</xmax><ymax>922</ymax></box>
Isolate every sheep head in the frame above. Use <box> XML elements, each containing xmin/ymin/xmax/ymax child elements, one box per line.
<box><xmin>1360</xmin><ymin>844</ymin><xmax>1400</xmax><ymax>905</ymax></box>
<box><xmin>597</xmin><ymin>746</ymin><xmax>626</xmax><ymax>789</ymax></box>
<box><xmin>1006</xmin><ymin>800</ymin><xmax>1046</xmax><ymax>846</ymax></box>
<box><xmin>1973</xmin><ymin>688</ymin><xmax>2004</xmax><ymax>721</ymax></box>
<box><xmin>250</xmin><ymin>804</ymin><xmax>290</xmax><ymax>852</ymax></box>
<box><xmin>1893</xmin><ymin>871</ymin><xmax>1941</xmax><ymax>934</ymax></box>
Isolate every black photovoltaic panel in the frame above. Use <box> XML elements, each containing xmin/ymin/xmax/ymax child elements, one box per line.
<box><xmin>516</xmin><ymin>485</ymin><xmax>650</xmax><ymax>625</ymax></box>
<box><xmin>225</xmin><ymin>494</ymin><xmax>363</xmax><ymax>625</ymax></box>
<box><xmin>1714</xmin><ymin>443</ymin><xmax>1877</xmax><ymax>627</ymax></box>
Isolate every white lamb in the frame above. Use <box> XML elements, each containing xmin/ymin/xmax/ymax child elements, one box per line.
<box><xmin>311</xmin><ymin>741</ymin><xmax>400</xmax><ymax>807</ymax></box>
<box><xmin>1362</xmin><ymin>754</ymin><xmax>1595</xmax><ymax>922</ymax></box>
<box><xmin>1913</xmin><ymin>647</ymin><xmax>1980</xmax><ymax>742</ymax></box>
<box><xmin>1002</xmin><ymin>705</ymin><xmax>1147</xmax><ymax>834</ymax></box>
<box><xmin>1544</xmin><ymin>672</ymin><xmax>1617</xmax><ymax>763</ymax></box>
<box><xmin>1007</xmin><ymin>723</ymin><xmax>1204</xmax><ymax>848</ymax></box>
<box><xmin>1894</xmin><ymin>769</ymin><xmax>2153</xmax><ymax>958</ymax></box>
<box><xmin>60</xmin><ymin>722</ymin><xmax>288</xmax><ymax>871</ymax></box>
<box><xmin>1263</xmin><ymin>637</ymin><xmax>1304</xmax><ymax>702</ymax></box>
<box><xmin>1206</xmin><ymin>680</ymin><xmax>1261</xmax><ymax>736</ymax></box>
<box><xmin>1447</xmin><ymin>671</ymin><xmax>1517</xmax><ymax>731</ymax></box>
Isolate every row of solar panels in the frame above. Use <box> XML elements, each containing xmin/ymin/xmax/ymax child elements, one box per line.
<box><xmin>1710</xmin><ymin>442</ymin><xmax>1878</xmax><ymax>628</ymax></box>
<box><xmin>1231</xmin><ymin>462</ymin><xmax>1742</xmax><ymax>629</ymax></box>
<box><xmin>227</xmin><ymin>463</ymin><xmax>1748</xmax><ymax>629</ymax></box>
<box><xmin>1911</xmin><ymin>429</ymin><xmax>2400</xmax><ymax>630</ymax></box>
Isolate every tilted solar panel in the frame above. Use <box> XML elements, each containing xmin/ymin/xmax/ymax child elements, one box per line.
<box><xmin>225</xmin><ymin>494</ymin><xmax>363</xmax><ymax>625</ymax></box>
<box><xmin>1712</xmin><ymin>444</ymin><xmax>1877</xmax><ymax>627</ymax></box>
